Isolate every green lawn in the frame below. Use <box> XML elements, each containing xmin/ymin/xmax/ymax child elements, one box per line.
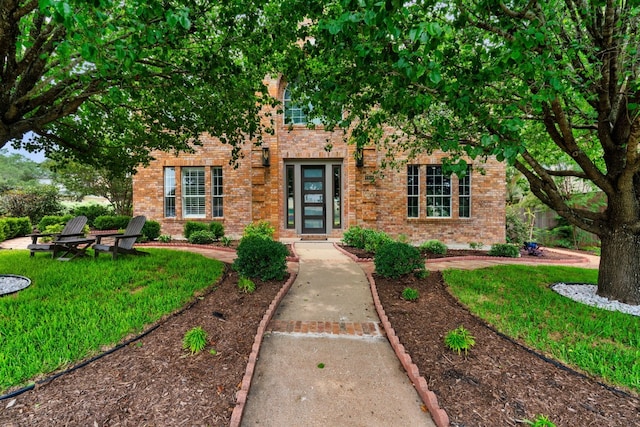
<box><xmin>0</xmin><ymin>249</ymin><xmax>224</xmax><ymax>394</ymax></box>
<box><xmin>444</xmin><ymin>265</ymin><xmax>639</xmax><ymax>394</ymax></box>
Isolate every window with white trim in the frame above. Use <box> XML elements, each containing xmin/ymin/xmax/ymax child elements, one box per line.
<box><xmin>407</xmin><ymin>165</ymin><xmax>420</xmax><ymax>218</ymax></box>
<box><xmin>182</xmin><ymin>167</ymin><xmax>205</xmax><ymax>218</ymax></box>
<box><xmin>284</xmin><ymin>87</ymin><xmax>306</xmax><ymax>124</ymax></box>
<box><xmin>426</xmin><ymin>165</ymin><xmax>451</xmax><ymax>217</ymax></box>
<box><xmin>212</xmin><ymin>167</ymin><xmax>223</xmax><ymax>217</ymax></box>
<box><xmin>164</xmin><ymin>167</ymin><xmax>176</xmax><ymax>217</ymax></box>
<box><xmin>459</xmin><ymin>166</ymin><xmax>471</xmax><ymax>218</ymax></box>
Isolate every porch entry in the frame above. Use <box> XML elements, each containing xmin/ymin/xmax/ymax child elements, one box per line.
<box><xmin>285</xmin><ymin>162</ymin><xmax>342</xmax><ymax>235</ymax></box>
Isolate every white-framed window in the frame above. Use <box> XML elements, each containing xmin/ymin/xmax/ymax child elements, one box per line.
<box><xmin>284</xmin><ymin>86</ymin><xmax>307</xmax><ymax>124</ymax></box>
<box><xmin>426</xmin><ymin>165</ymin><xmax>451</xmax><ymax>217</ymax></box>
<box><xmin>212</xmin><ymin>166</ymin><xmax>223</xmax><ymax>217</ymax></box>
<box><xmin>164</xmin><ymin>167</ymin><xmax>176</xmax><ymax>217</ymax></box>
<box><xmin>459</xmin><ymin>166</ymin><xmax>471</xmax><ymax>218</ymax></box>
<box><xmin>407</xmin><ymin>165</ymin><xmax>420</xmax><ymax>218</ymax></box>
<box><xmin>182</xmin><ymin>167</ymin><xmax>205</xmax><ymax>218</ymax></box>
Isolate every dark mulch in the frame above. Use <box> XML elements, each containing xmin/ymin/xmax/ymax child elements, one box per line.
<box><xmin>340</xmin><ymin>245</ymin><xmax>574</xmax><ymax>261</ymax></box>
<box><xmin>375</xmin><ymin>271</ymin><xmax>640</xmax><ymax>426</ymax></box>
<box><xmin>0</xmin><ymin>268</ymin><xmax>285</xmax><ymax>427</ymax></box>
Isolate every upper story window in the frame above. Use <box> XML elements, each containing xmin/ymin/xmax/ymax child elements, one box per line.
<box><xmin>182</xmin><ymin>167</ymin><xmax>205</xmax><ymax>218</ymax></box>
<box><xmin>283</xmin><ymin>85</ymin><xmax>323</xmax><ymax>126</ymax></box>
<box><xmin>426</xmin><ymin>165</ymin><xmax>451</xmax><ymax>218</ymax></box>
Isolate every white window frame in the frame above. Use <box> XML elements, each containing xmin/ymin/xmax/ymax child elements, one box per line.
<box><xmin>182</xmin><ymin>167</ymin><xmax>206</xmax><ymax>218</ymax></box>
<box><xmin>426</xmin><ymin>165</ymin><xmax>452</xmax><ymax>218</ymax></box>
<box><xmin>164</xmin><ymin>167</ymin><xmax>176</xmax><ymax>218</ymax></box>
<box><xmin>407</xmin><ymin>165</ymin><xmax>420</xmax><ymax>218</ymax></box>
<box><xmin>211</xmin><ymin>166</ymin><xmax>223</xmax><ymax>218</ymax></box>
<box><xmin>459</xmin><ymin>167</ymin><xmax>471</xmax><ymax>218</ymax></box>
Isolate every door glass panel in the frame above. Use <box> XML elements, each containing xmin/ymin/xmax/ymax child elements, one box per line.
<box><xmin>304</xmin><ymin>219</ymin><xmax>324</xmax><ymax>229</ymax></box>
<box><xmin>304</xmin><ymin>181</ymin><xmax>323</xmax><ymax>191</ymax></box>
<box><xmin>303</xmin><ymin>168</ymin><xmax>323</xmax><ymax>178</ymax></box>
<box><xmin>304</xmin><ymin>206</ymin><xmax>323</xmax><ymax>216</ymax></box>
<box><xmin>304</xmin><ymin>194</ymin><xmax>323</xmax><ymax>203</ymax></box>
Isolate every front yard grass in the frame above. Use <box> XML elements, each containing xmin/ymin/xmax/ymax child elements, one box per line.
<box><xmin>0</xmin><ymin>249</ymin><xmax>224</xmax><ymax>394</ymax></box>
<box><xmin>444</xmin><ymin>265</ymin><xmax>639</xmax><ymax>394</ymax></box>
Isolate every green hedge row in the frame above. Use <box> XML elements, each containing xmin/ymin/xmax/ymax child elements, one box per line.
<box><xmin>0</xmin><ymin>217</ymin><xmax>32</xmax><ymax>242</ymax></box>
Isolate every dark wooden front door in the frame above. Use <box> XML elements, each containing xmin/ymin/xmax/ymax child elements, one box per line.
<box><xmin>301</xmin><ymin>166</ymin><xmax>326</xmax><ymax>234</ymax></box>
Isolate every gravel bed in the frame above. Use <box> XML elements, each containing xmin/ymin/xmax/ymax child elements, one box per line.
<box><xmin>551</xmin><ymin>283</ymin><xmax>640</xmax><ymax>317</ymax></box>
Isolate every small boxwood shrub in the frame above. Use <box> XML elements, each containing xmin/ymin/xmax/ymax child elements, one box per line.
<box><xmin>489</xmin><ymin>243</ymin><xmax>520</xmax><ymax>258</ymax></box>
<box><xmin>209</xmin><ymin>221</ymin><xmax>225</xmax><ymax>239</ymax></box>
<box><xmin>184</xmin><ymin>221</ymin><xmax>209</xmax><ymax>239</ymax></box>
<box><xmin>242</xmin><ymin>220</ymin><xmax>275</xmax><ymax>240</ymax></box>
<box><xmin>375</xmin><ymin>241</ymin><xmax>426</xmax><ymax>279</ymax></box>
<box><xmin>363</xmin><ymin>229</ymin><xmax>392</xmax><ymax>254</ymax></box>
<box><xmin>141</xmin><ymin>220</ymin><xmax>161</xmax><ymax>241</ymax></box>
<box><xmin>70</xmin><ymin>204</ymin><xmax>113</xmax><ymax>227</ymax></box>
<box><xmin>93</xmin><ymin>215</ymin><xmax>131</xmax><ymax>230</ymax></box>
<box><xmin>233</xmin><ymin>235</ymin><xmax>288</xmax><ymax>281</ymax></box>
<box><xmin>420</xmin><ymin>239</ymin><xmax>447</xmax><ymax>255</ymax></box>
<box><xmin>188</xmin><ymin>230</ymin><xmax>217</xmax><ymax>244</ymax></box>
<box><xmin>342</xmin><ymin>225</ymin><xmax>367</xmax><ymax>249</ymax></box>
<box><xmin>37</xmin><ymin>214</ymin><xmax>73</xmax><ymax>232</ymax></box>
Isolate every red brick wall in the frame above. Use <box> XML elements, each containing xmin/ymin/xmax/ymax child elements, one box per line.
<box><xmin>133</xmin><ymin>78</ymin><xmax>506</xmax><ymax>245</ymax></box>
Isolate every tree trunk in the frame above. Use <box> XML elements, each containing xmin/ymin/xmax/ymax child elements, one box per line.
<box><xmin>598</xmin><ymin>229</ymin><xmax>640</xmax><ymax>305</ymax></box>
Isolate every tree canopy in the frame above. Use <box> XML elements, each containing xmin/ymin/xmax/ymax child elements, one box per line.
<box><xmin>288</xmin><ymin>1</ymin><xmax>640</xmax><ymax>303</ymax></box>
<box><xmin>1</xmin><ymin>0</ymin><xmax>298</xmax><ymax>168</ymax></box>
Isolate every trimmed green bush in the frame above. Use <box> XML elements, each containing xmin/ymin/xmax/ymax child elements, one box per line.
<box><xmin>183</xmin><ymin>221</ymin><xmax>209</xmax><ymax>239</ymax></box>
<box><xmin>209</xmin><ymin>221</ymin><xmax>225</xmax><ymax>239</ymax></box>
<box><xmin>401</xmin><ymin>287</ymin><xmax>420</xmax><ymax>301</ymax></box>
<box><xmin>489</xmin><ymin>243</ymin><xmax>520</xmax><ymax>258</ymax></box>
<box><xmin>363</xmin><ymin>229</ymin><xmax>392</xmax><ymax>254</ymax></box>
<box><xmin>93</xmin><ymin>215</ymin><xmax>131</xmax><ymax>230</ymax></box>
<box><xmin>242</xmin><ymin>220</ymin><xmax>275</xmax><ymax>240</ymax></box>
<box><xmin>420</xmin><ymin>239</ymin><xmax>447</xmax><ymax>255</ymax></box>
<box><xmin>141</xmin><ymin>220</ymin><xmax>161</xmax><ymax>241</ymax></box>
<box><xmin>233</xmin><ymin>235</ymin><xmax>288</xmax><ymax>281</ymax></box>
<box><xmin>37</xmin><ymin>214</ymin><xmax>73</xmax><ymax>232</ymax></box>
<box><xmin>342</xmin><ymin>225</ymin><xmax>367</xmax><ymax>249</ymax></box>
<box><xmin>374</xmin><ymin>241</ymin><xmax>426</xmax><ymax>279</ymax></box>
<box><xmin>70</xmin><ymin>204</ymin><xmax>113</xmax><ymax>227</ymax></box>
<box><xmin>188</xmin><ymin>230</ymin><xmax>217</xmax><ymax>244</ymax></box>
<box><xmin>0</xmin><ymin>217</ymin><xmax>31</xmax><ymax>240</ymax></box>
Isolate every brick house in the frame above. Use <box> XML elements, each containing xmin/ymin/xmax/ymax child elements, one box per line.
<box><xmin>132</xmin><ymin>76</ymin><xmax>506</xmax><ymax>244</ymax></box>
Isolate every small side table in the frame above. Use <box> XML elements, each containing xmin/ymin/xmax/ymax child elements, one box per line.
<box><xmin>53</xmin><ymin>238</ymin><xmax>96</xmax><ymax>261</ymax></box>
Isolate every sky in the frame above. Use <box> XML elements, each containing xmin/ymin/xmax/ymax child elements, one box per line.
<box><xmin>2</xmin><ymin>132</ymin><xmax>46</xmax><ymax>163</ymax></box>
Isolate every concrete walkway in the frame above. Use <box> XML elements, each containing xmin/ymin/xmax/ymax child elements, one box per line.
<box><xmin>240</xmin><ymin>242</ymin><xmax>436</xmax><ymax>427</ymax></box>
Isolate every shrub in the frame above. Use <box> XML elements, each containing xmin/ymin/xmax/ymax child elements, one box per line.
<box><xmin>444</xmin><ymin>326</ymin><xmax>476</xmax><ymax>355</ymax></box>
<box><xmin>188</xmin><ymin>230</ymin><xmax>217</xmax><ymax>244</ymax></box>
<box><xmin>238</xmin><ymin>276</ymin><xmax>256</xmax><ymax>294</ymax></box>
<box><xmin>158</xmin><ymin>234</ymin><xmax>172</xmax><ymax>243</ymax></box>
<box><xmin>342</xmin><ymin>225</ymin><xmax>367</xmax><ymax>249</ymax></box>
<box><xmin>242</xmin><ymin>220</ymin><xmax>275</xmax><ymax>240</ymax></box>
<box><xmin>363</xmin><ymin>229</ymin><xmax>392</xmax><ymax>254</ymax></box>
<box><xmin>0</xmin><ymin>221</ymin><xmax>6</xmax><ymax>242</ymax></box>
<box><xmin>468</xmin><ymin>241</ymin><xmax>484</xmax><ymax>250</ymax></box>
<box><xmin>420</xmin><ymin>239</ymin><xmax>447</xmax><ymax>255</ymax></box>
<box><xmin>489</xmin><ymin>243</ymin><xmax>520</xmax><ymax>258</ymax></box>
<box><xmin>141</xmin><ymin>220</ymin><xmax>161</xmax><ymax>241</ymax></box>
<box><xmin>233</xmin><ymin>235</ymin><xmax>288</xmax><ymax>281</ymax></box>
<box><xmin>93</xmin><ymin>215</ymin><xmax>131</xmax><ymax>230</ymax></box>
<box><xmin>0</xmin><ymin>217</ymin><xmax>31</xmax><ymax>239</ymax></box>
<box><xmin>182</xmin><ymin>326</ymin><xmax>208</xmax><ymax>354</ymax></box>
<box><xmin>0</xmin><ymin>185</ymin><xmax>63</xmax><ymax>223</ymax></box>
<box><xmin>374</xmin><ymin>241</ymin><xmax>425</xmax><ymax>279</ymax></box>
<box><xmin>70</xmin><ymin>204</ymin><xmax>113</xmax><ymax>227</ymax></box>
<box><xmin>37</xmin><ymin>214</ymin><xmax>73</xmax><ymax>232</ymax></box>
<box><xmin>401</xmin><ymin>287</ymin><xmax>420</xmax><ymax>301</ymax></box>
<box><xmin>183</xmin><ymin>221</ymin><xmax>209</xmax><ymax>239</ymax></box>
<box><xmin>209</xmin><ymin>221</ymin><xmax>225</xmax><ymax>240</ymax></box>
<box><xmin>39</xmin><ymin>224</ymin><xmax>65</xmax><ymax>242</ymax></box>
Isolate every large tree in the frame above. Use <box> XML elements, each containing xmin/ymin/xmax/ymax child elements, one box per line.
<box><xmin>288</xmin><ymin>1</ymin><xmax>640</xmax><ymax>304</ymax></box>
<box><xmin>1</xmin><ymin>0</ymin><xmax>296</xmax><ymax>167</ymax></box>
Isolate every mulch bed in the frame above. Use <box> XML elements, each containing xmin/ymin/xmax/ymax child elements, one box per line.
<box><xmin>0</xmin><ymin>268</ymin><xmax>285</xmax><ymax>426</ymax></box>
<box><xmin>340</xmin><ymin>245</ymin><xmax>574</xmax><ymax>261</ymax></box>
<box><xmin>375</xmin><ymin>271</ymin><xmax>640</xmax><ymax>426</ymax></box>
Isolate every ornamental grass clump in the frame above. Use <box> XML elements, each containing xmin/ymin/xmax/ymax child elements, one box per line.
<box><xmin>183</xmin><ymin>326</ymin><xmax>208</xmax><ymax>354</ymax></box>
<box><xmin>445</xmin><ymin>325</ymin><xmax>476</xmax><ymax>355</ymax></box>
<box><xmin>374</xmin><ymin>241</ymin><xmax>426</xmax><ymax>279</ymax></box>
<box><xmin>238</xmin><ymin>276</ymin><xmax>256</xmax><ymax>294</ymax></box>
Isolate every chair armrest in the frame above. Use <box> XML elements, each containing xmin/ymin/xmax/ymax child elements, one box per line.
<box><xmin>95</xmin><ymin>233</ymin><xmax>124</xmax><ymax>244</ymax></box>
<box><xmin>27</xmin><ymin>232</ymin><xmax>60</xmax><ymax>244</ymax></box>
<box><xmin>113</xmin><ymin>233</ymin><xmax>143</xmax><ymax>247</ymax></box>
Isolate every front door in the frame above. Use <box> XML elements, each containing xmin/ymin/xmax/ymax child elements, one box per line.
<box><xmin>302</xmin><ymin>166</ymin><xmax>326</xmax><ymax>233</ymax></box>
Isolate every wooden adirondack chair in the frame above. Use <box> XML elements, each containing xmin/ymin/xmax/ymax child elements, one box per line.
<box><xmin>27</xmin><ymin>216</ymin><xmax>88</xmax><ymax>258</ymax></box>
<box><xmin>93</xmin><ymin>216</ymin><xmax>149</xmax><ymax>259</ymax></box>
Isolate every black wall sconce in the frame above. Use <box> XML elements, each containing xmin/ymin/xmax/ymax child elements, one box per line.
<box><xmin>355</xmin><ymin>147</ymin><xmax>364</xmax><ymax>167</ymax></box>
<box><xmin>262</xmin><ymin>147</ymin><xmax>270</xmax><ymax>167</ymax></box>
